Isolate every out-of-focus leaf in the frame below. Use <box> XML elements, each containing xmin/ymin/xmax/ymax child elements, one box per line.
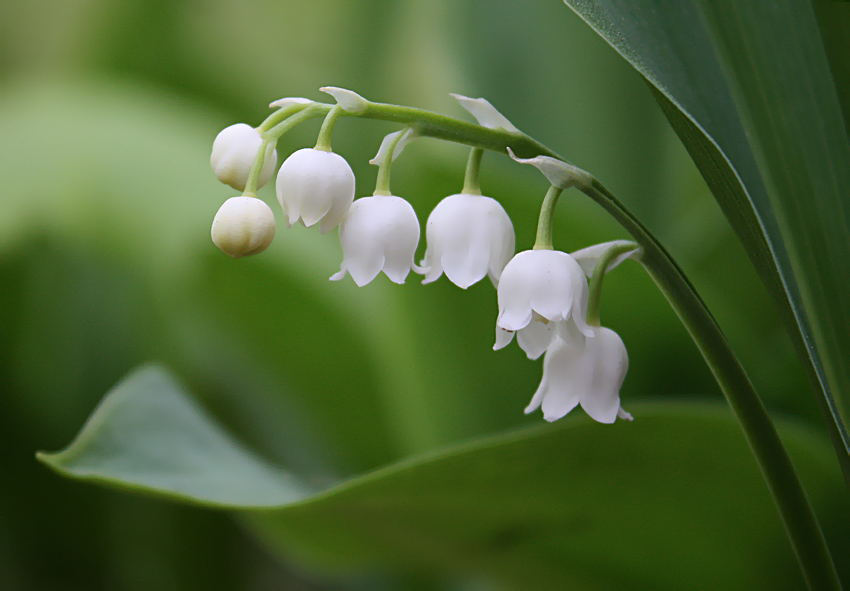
<box><xmin>39</xmin><ymin>365</ymin><xmax>309</xmax><ymax>507</ymax></box>
<box><xmin>812</xmin><ymin>0</ymin><xmax>850</xmax><ymax>137</ymax></box>
<box><xmin>562</xmin><ymin>0</ymin><xmax>850</xmax><ymax>480</ymax></box>
<box><xmin>40</xmin><ymin>365</ymin><xmax>846</xmax><ymax>590</ymax></box>
<box><xmin>0</xmin><ymin>80</ymin><xmax>486</xmax><ymax>471</ymax></box>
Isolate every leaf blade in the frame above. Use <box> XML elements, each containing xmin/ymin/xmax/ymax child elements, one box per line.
<box><xmin>562</xmin><ymin>0</ymin><xmax>850</xmax><ymax>478</ymax></box>
<box><xmin>39</xmin><ymin>366</ymin><xmax>846</xmax><ymax>590</ymax></box>
<box><xmin>38</xmin><ymin>364</ymin><xmax>311</xmax><ymax>508</ymax></box>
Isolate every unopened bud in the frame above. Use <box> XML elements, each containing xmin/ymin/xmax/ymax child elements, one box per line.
<box><xmin>211</xmin><ymin>124</ymin><xmax>278</xmax><ymax>191</ymax></box>
<box><xmin>211</xmin><ymin>196</ymin><xmax>276</xmax><ymax>258</ymax></box>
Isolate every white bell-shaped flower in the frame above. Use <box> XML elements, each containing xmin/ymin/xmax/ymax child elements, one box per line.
<box><xmin>525</xmin><ymin>326</ymin><xmax>632</xmax><ymax>424</ymax></box>
<box><xmin>330</xmin><ymin>195</ymin><xmax>424</xmax><ymax>286</ymax></box>
<box><xmin>494</xmin><ymin>249</ymin><xmax>594</xmax><ymax>358</ymax></box>
<box><xmin>210</xmin><ymin>196</ymin><xmax>276</xmax><ymax>258</ymax></box>
<box><xmin>421</xmin><ymin>193</ymin><xmax>515</xmax><ymax>289</ymax></box>
<box><xmin>275</xmin><ymin>148</ymin><xmax>355</xmax><ymax>234</ymax></box>
<box><xmin>210</xmin><ymin>124</ymin><xmax>277</xmax><ymax>191</ymax></box>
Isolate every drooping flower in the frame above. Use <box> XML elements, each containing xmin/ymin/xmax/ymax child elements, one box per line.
<box><xmin>210</xmin><ymin>124</ymin><xmax>278</xmax><ymax>191</ymax></box>
<box><xmin>421</xmin><ymin>193</ymin><xmax>514</xmax><ymax>289</ymax></box>
<box><xmin>525</xmin><ymin>326</ymin><xmax>632</xmax><ymax>424</ymax></box>
<box><xmin>330</xmin><ymin>195</ymin><xmax>424</xmax><ymax>286</ymax></box>
<box><xmin>494</xmin><ymin>249</ymin><xmax>594</xmax><ymax>358</ymax></box>
<box><xmin>210</xmin><ymin>196</ymin><xmax>276</xmax><ymax>258</ymax></box>
<box><xmin>275</xmin><ymin>148</ymin><xmax>355</xmax><ymax>234</ymax></box>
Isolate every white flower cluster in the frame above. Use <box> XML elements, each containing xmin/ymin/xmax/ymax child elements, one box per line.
<box><xmin>495</xmin><ymin>243</ymin><xmax>637</xmax><ymax>423</ymax></box>
<box><xmin>207</xmin><ymin>94</ymin><xmax>637</xmax><ymax>424</ymax></box>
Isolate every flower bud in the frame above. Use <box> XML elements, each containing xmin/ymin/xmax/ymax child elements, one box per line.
<box><xmin>211</xmin><ymin>196</ymin><xmax>276</xmax><ymax>258</ymax></box>
<box><xmin>275</xmin><ymin>148</ymin><xmax>355</xmax><ymax>234</ymax></box>
<box><xmin>211</xmin><ymin>124</ymin><xmax>278</xmax><ymax>191</ymax></box>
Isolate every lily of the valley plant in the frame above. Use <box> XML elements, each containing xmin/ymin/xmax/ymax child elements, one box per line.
<box><xmin>210</xmin><ymin>89</ymin><xmax>636</xmax><ymax>424</ymax></box>
<box><xmin>207</xmin><ymin>86</ymin><xmax>840</xmax><ymax>589</ymax></box>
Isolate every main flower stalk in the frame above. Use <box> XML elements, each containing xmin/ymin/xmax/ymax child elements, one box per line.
<box><xmin>242</xmin><ymin>94</ymin><xmax>838</xmax><ymax>589</ymax></box>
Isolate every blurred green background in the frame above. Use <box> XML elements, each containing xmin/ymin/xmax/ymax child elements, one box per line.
<box><xmin>0</xmin><ymin>0</ymin><xmax>843</xmax><ymax>589</ymax></box>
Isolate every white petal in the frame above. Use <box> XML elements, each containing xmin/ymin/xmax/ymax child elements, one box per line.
<box><xmin>329</xmin><ymin>266</ymin><xmax>347</xmax><ymax>282</ymax></box>
<box><xmin>526</xmin><ymin>251</ymin><xmax>582</xmax><ymax>322</ymax></box>
<box><xmin>569</xmin><ymin>266</ymin><xmax>596</xmax><ymax>338</ymax></box>
<box><xmin>450</xmin><ymin>94</ymin><xmax>519</xmax><ymax>132</ymax></box>
<box><xmin>320</xmin><ymin>87</ymin><xmax>369</xmax><ymax>114</ymax></box>
<box><xmin>493</xmin><ymin>327</ymin><xmax>515</xmax><ymax>351</ymax></box>
<box><xmin>487</xmin><ymin>203</ymin><xmax>516</xmax><ymax>286</ymax></box>
<box><xmin>580</xmin><ymin>327</ymin><xmax>629</xmax><ymax>424</ymax></box>
<box><xmin>556</xmin><ymin>320</ymin><xmax>587</xmax><ymax>347</ymax></box>
<box><xmin>298</xmin><ymin>190</ymin><xmax>333</xmax><ymax>228</ymax></box>
<box><xmin>348</xmin><ymin>254</ymin><xmax>385</xmax><ymax>287</ymax></box>
<box><xmin>420</xmin><ymin>253</ymin><xmax>443</xmax><ymax>284</ymax></box>
<box><xmin>497</xmin><ymin>308</ymin><xmax>533</xmax><ymax>333</ymax></box>
<box><xmin>335</xmin><ymin>199</ymin><xmax>385</xmax><ymax>286</ymax></box>
<box><xmin>496</xmin><ymin>252</ymin><xmax>536</xmax><ymax>331</ymax></box>
<box><xmin>617</xmin><ymin>407</ymin><xmax>634</xmax><ymax>422</ymax></box>
<box><xmin>442</xmin><ymin>238</ymin><xmax>490</xmax><ymax>289</ymax></box>
<box><xmin>571</xmin><ymin>240</ymin><xmax>640</xmax><ymax>277</ymax></box>
<box><xmin>506</xmin><ymin>148</ymin><xmax>590</xmax><ymax>190</ymax></box>
<box><xmin>524</xmin><ymin>378</ymin><xmax>547</xmax><ymax>414</ymax></box>
<box><xmin>538</xmin><ymin>337</ymin><xmax>587</xmax><ymax>422</ymax></box>
<box><xmin>516</xmin><ymin>319</ymin><xmax>555</xmax><ymax>360</ymax></box>
<box><xmin>380</xmin><ymin>197</ymin><xmax>420</xmax><ymax>283</ymax></box>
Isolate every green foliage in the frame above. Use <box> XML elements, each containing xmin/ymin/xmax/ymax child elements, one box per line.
<box><xmin>1</xmin><ymin>0</ymin><xmax>845</xmax><ymax>588</ymax></box>
<box><xmin>39</xmin><ymin>365</ymin><xmax>847</xmax><ymax>591</ymax></box>
<box><xmin>562</xmin><ymin>0</ymin><xmax>850</xmax><ymax>479</ymax></box>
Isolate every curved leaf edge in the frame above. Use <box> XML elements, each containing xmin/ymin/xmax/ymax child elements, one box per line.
<box><xmin>38</xmin><ymin>393</ymin><xmax>837</xmax><ymax>514</ymax></box>
<box><xmin>561</xmin><ymin>0</ymin><xmax>850</xmax><ymax>476</ymax></box>
<box><xmin>36</xmin><ymin>362</ymin><xmax>314</xmax><ymax>510</ymax></box>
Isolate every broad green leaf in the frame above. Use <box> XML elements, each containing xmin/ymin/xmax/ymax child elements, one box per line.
<box><xmin>38</xmin><ymin>365</ymin><xmax>309</xmax><ymax>507</ymax></box>
<box><xmin>39</xmin><ymin>365</ymin><xmax>846</xmax><ymax>590</ymax></box>
<box><xmin>562</xmin><ymin>0</ymin><xmax>850</xmax><ymax>479</ymax></box>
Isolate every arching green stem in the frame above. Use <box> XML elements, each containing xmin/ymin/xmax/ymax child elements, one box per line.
<box><xmin>262</xmin><ymin>105</ymin><xmax>323</xmax><ymax>141</ymax></box>
<box><xmin>257</xmin><ymin>102</ymin><xmax>312</xmax><ymax>134</ymax></box>
<box><xmin>314</xmin><ymin>104</ymin><xmax>344</xmax><ymax>152</ymax></box>
<box><xmin>254</xmin><ymin>101</ymin><xmax>556</xmax><ymax>161</ymax></box>
<box><xmin>532</xmin><ymin>185</ymin><xmax>563</xmax><ymax>250</ymax></box>
<box><xmin>586</xmin><ymin>242</ymin><xmax>640</xmax><ymax>327</ymax></box>
<box><xmin>580</xmin><ymin>179</ymin><xmax>840</xmax><ymax>591</ymax></box>
<box><xmin>244</xmin><ymin>94</ymin><xmax>839</xmax><ymax>588</ymax></box>
<box><xmin>462</xmin><ymin>147</ymin><xmax>484</xmax><ymax>195</ymax></box>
